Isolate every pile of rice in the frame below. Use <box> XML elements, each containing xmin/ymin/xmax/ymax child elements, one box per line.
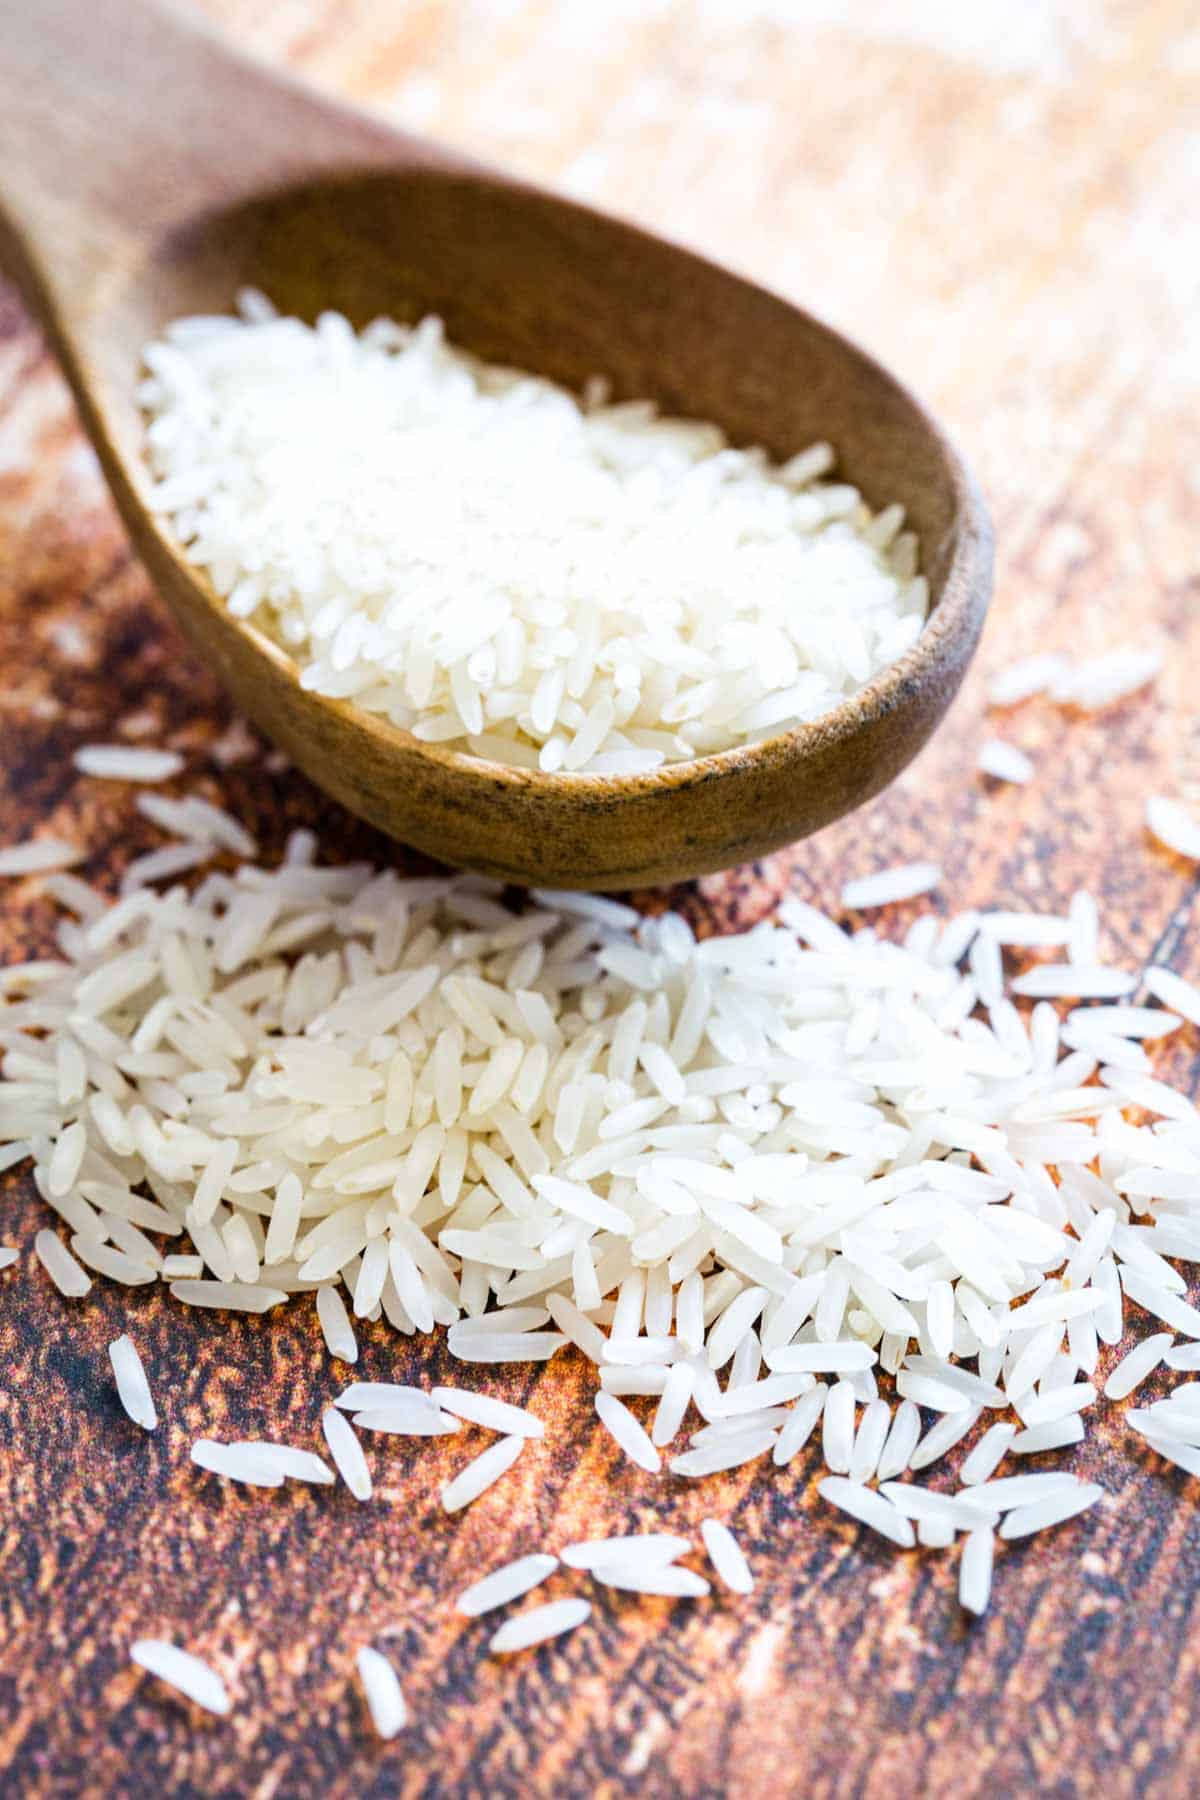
<box><xmin>138</xmin><ymin>293</ymin><xmax>928</xmax><ymax>774</ymax></box>
<box><xmin>6</xmin><ymin>762</ymin><xmax>1200</xmax><ymax>1721</ymax></box>
<box><xmin>5</xmin><ymin>809</ymin><xmax>1200</xmax><ymax>1527</ymax></box>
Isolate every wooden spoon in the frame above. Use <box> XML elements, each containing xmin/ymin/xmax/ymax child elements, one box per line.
<box><xmin>0</xmin><ymin>0</ymin><xmax>991</xmax><ymax>892</ymax></box>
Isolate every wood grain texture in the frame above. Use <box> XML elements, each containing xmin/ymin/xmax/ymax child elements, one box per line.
<box><xmin>1</xmin><ymin>1</ymin><xmax>1199</xmax><ymax>1794</ymax></box>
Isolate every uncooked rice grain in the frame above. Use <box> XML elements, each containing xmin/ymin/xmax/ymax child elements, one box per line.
<box><xmin>1104</xmin><ymin>1333</ymin><xmax>1173</xmax><ymax>1401</ymax></box>
<box><xmin>457</xmin><ymin>1553</ymin><xmax>559</xmax><ymax>1616</ymax></box>
<box><xmin>998</xmin><ymin>1484</ymin><xmax>1104</xmax><ymax>1539</ymax></box>
<box><xmin>841</xmin><ymin>862</ymin><xmax>941</xmax><ymax>910</ymax></box>
<box><xmin>560</xmin><ymin>1534</ymin><xmax>690</xmax><ymax>1572</ymax></box>
<box><xmin>109</xmin><ymin>1334</ymin><xmax>158</xmax><ymax>1430</ymax></box>
<box><xmin>74</xmin><ymin>746</ymin><xmax>185</xmax><ymax>783</ymax></box>
<box><xmin>131</xmin><ymin>1640</ymin><xmax>230</xmax><ymax>1716</ymax></box>
<box><xmin>356</xmin><ymin>1646</ymin><xmax>407</xmax><ymax>1739</ymax></box>
<box><xmin>978</xmin><ymin>739</ymin><xmax>1034</xmax><ymax>785</ymax></box>
<box><xmin>9</xmin><ymin>820</ymin><xmax>1200</xmax><ymax>1609</ymax></box>
<box><xmin>440</xmin><ymin>1435</ymin><xmax>524</xmax><ymax>1512</ymax></box>
<box><xmin>959</xmin><ymin>1525</ymin><xmax>994</xmax><ymax>1616</ymax></box>
<box><xmin>316</xmin><ymin>1284</ymin><xmax>359</xmax><ymax>1363</ymax></box>
<box><xmin>432</xmin><ymin>1387</ymin><xmax>545</xmax><ymax>1437</ymax></box>
<box><xmin>489</xmin><ymin>1598</ymin><xmax>591</xmax><ymax>1653</ymax></box>
<box><xmin>190</xmin><ymin>1439</ymin><xmax>285</xmax><ymax>1487</ymax></box>
<box><xmin>818</xmin><ymin>1477</ymin><xmax>916</xmax><ymax>1548</ymax></box>
<box><xmin>321</xmin><ymin>1407</ymin><xmax>373</xmax><ymax>1501</ymax></box>
<box><xmin>590</xmin><ymin>1563</ymin><xmax>710</xmax><ymax>1597</ymax></box>
<box><xmin>595</xmin><ymin>1391</ymin><xmax>662</xmax><ymax>1474</ymax></box>
<box><xmin>700</xmin><ymin>1518</ymin><xmax>754</xmax><ymax>1593</ymax></box>
<box><xmin>1146</xmin><ymin>796</ymin><xmax>1200</xmax><ymax>861</ymax></box>
<box><xmin>0</xmin><ymin>838</ymin><xmax>84</xmax><ymax>877</ymax></box>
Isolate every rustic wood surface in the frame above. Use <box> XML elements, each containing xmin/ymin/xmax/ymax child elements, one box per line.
<box><xmin>1</xmin><ymin>1</ymin><xmax>1198</xmax><ymax>1793</ymax></box>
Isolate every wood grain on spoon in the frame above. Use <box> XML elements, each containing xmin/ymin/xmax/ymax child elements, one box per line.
<box><xmin>0</xmin><ymin>0</ymin><xmax>992</xmax><ymax>890</ymax></box>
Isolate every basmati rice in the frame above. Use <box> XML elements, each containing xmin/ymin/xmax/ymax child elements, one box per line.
<box><xmin>9</xmin><ymin>816</ymin><xmax>1200</xmax><ymax>1628</ymax></box>
<box><xmin>440</xmin><ymin>1435</ymin><xmax>524</xmax><ymax>1512</ymax></box>
<box><xmin>130</xmin><ymin>1640</ymin><xmax>230</xmax><ymax>1716</ymax></box>
<box><xmin>356</xmin><ymin>1646</ymin><xmax>407</xmax><ymax>1739</ymax></box>
<box><xmin>1104</xmin><ymin>1333</ymin><xmax>1173</xmax><ymax>1401</ymax></box>
<box><xmin>997</xmin><ymin>1484</ymin><xmax>1104</xmax><ymax>1539</ymax></box>
<box><xmin>1146</xmin><ymin>796</ymin><xmax>1200</xmax><ymax>861</ymax></box>
<box><xmin>457</xmin><ymin>1553</ymin><xmax>559</xmax><ymax>1616</ymax></box>
<box><xmin>489</xmin><ymin>1598</ymin><xmax>591</xmax><ymax>1654</ymax></box>
<box><xmin>700</xmin><ymin>1518</ymin><xmax>754</xmax><ymax>1593</ymax></box>
<box><xmin>34</xmin><ymin>1230</ymin><xmax>91</xmax><ymax>1298</ymax></box>
<box><xmin>432</xmin><ymin>1387</ymin><xmax>545</xmax><ymax>1438</ymax></box>
<box><xmin>561</xmin><ymin>1534</ymin><xmax>689</xmax><ymax>1572</ymax></box>
<box><xmin>841</xmin><ymin>863</ymin><xmax>941</xmax><ymax>910</ymax></box>
<box><xmin>0</xmin><ymin>838</ymin><xmax>84</xmax><ymax>877</ymax></box>
<box><xmin>190</xmin><ymin>1440</ymin><xmax>285</xmax><ymax>1487</ymax></box>
<box><xmin>978</xmin><ymin>739</ymin><xmax>1034</xmax><ymax>785</ymax></box>
<box><xmin>74</xmin><ymin>746</ymin><xmax>185</xmax><ymax>783</ymax></box>
<box><xmin>595</xmin><ymin>1392</ymin><xmax>662</xmax><ymax>1473</ymax></box>
<box><xmin>109</xmin><ymin>1334</ymin><xmax>157</xmax><ymax>1431</ymax></box>
<box><xmin>818</xmin><ymin>1477</ymin><xmax>916</xmax><ymax>1548</ymax></box>
<box><xmin>321</xmin><ymin>1407</ymin><xmax>373</xmax><ymax>1501</ymax></box>
<box><xmin>959</xmin><ymin>1525</ymin><xmax>994</xmax><ymax>1616</ymax></box>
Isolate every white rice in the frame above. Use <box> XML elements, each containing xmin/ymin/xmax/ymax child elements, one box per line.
<box><xmin>1104</xmin><ymin>1332</ymin><xmax>1173</xmax><ymax>1401</ymax></box>
<box><xmin>986</xmin><ymin>653</ymin><xmax>1070</xmax><ymax>707</ymax></box>
<box><xmin>355</xmin><ymin>1406</ymin><xmax>460</xmax><ymax>1438</ymax></box>
<box><xmin>316</xmin><ymin>1285</ymin><xmax>359</xmax><ymax>1363</ymax></box>
<box><xmin>190</xmin><ymin>1439</ymin><xmax>285</xmax><ymax>1487</ymax></box>
<box><xmin>595</xmin><ymin>1392</ymin><xmax>662</xmax><ymax>1474</ymax></box>
<box><xmin>978</xmin><ymin>740</ymin><xmax>1034</xmax><ymax>785</ymax></box>
<box><xmin>0</xmin><ymin>838</ymin><xmax>84</xmax><ymax>877</ymax></box>
<box><xmin>456</xmin><ymin>1553</ymin><xmax>559</xmax><ymax>1617</ymax></box>
<box><xmin>440</xmin><ymin>1435</ymin><xmax>524</xmax><ymax>1512</ymax></box>
<box><xmin>356</xmin><ymin>1646</ymin><xmax>407</xmax><ymax>1739</ymax></box>
<box><xmin>959</xmin><ymin>1423</ymin><xmax>1015</xmax><ymax>1487</ymax></box>
<box><xmin>74</xmin><ymin>745</ymin><xmax>185</xmax><ymax>782</ymax></box>
<box><xmin>321</xmin><ymin>1408</ymin><xmax>373</xmax><ymax>1501</ymax></box>
<box><xmin>997</xmin><ymin>1484</ymin><xmax>1104</xmax><ymax>1539</ymax></box>
<box><xmin>109</xmin><ymin>1334</ymin><xmax>158</xmax><ymax>1431</ymax></box>
<box><xmin>130</xmin><ymin>1639</ymin><xmax>230</xmax><ymax>1716</ymax></box>
<box><xmin>10</xmin><ymin>821</ymin><xmax>1200</xmax><ymax>1623</ymax></box>
<box><xmin>560</xmin><ymin>1534</ymin><xmax>690</xmax><ymax>1572</ymax></box>
<box><xmin>1144</xmin><ymin>965</ymin><xmax>1200</xmax><ymax>1027</ymax></box>
<box><xmin>700</xmin><ymin>1518</ymin><xmax>754</xmax><ymax>1593</ymax></box>
<box><xmin>1011</xmin><ymin>963</ymin><xmax>1136</xmax><ymax>999</ymax></box>
<box><xmin>590</xmin><ymin>1563</ymin><xmax>710</xmax><ymax>1597</ymax></box>
<box><xmin>1051</xmin><ymin>647</ymin><xmax>1161</xmax><ymax>709</ymax></box>
<box><xmin>1146</xmin><ymin>796</ymin><xmax>1200</xmax><ymax>861</ymax></box>
<box><xmin>959</xmin><ymin>1525</ymin><xmax>994</xmax><ymax>1616</ymax></box>
<box><xmin>841</xmin><ymin>862</ymin><xmax>941</xmax><ymax>910</ymax></box>
<box><xmin>34</xmin><ymin>1230</ymin><xmax>92</xmax><ymax>1298</ymax></box>
<box><xmin>170</xmin><ymin>1281</ymin><xmax>287</xmax><ymax>1314</ymax></box>
<box><xmin>140</xmin><ymin>301</ymin><xmax>928</xmax><ymax>772</ymax></box>
<box><xmin>229</xmin><ymin>1441</ymin><xmax>334</xmax><ymax>1484</ymax></box>
<box><xmin>431</xmin><ymin>1387</ymin><xmax>545</xmax><ymax>1438</ymax></box>
<box><xmin>818</xmin><ymin>1477</ymin><xmax>915</xmax><ymax>1548</ymax></box>
<box><xmin>489</xmin><ymin>1597</ymin><xmax>591</xmax><ymax>1654</ymax></box>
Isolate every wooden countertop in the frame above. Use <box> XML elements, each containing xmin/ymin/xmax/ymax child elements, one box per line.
<box><xmin>1</xmin><ymin>2</ymin><xmax>1198</xmax><ymax>1793</ymax></box>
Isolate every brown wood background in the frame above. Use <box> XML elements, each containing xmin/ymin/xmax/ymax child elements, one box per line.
<box><xmin>2</xmin><ymin>2</ymin><xmax>1199</xmax><ymax>1793</ymax></box>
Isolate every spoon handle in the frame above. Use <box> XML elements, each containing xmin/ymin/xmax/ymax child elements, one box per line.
<box><xmin>0</xmin><ymin>0</ymin><xmax>446</xmax><ymax>321</ymax></box>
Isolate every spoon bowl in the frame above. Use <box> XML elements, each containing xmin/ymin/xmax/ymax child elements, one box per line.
<box><xmin>0</xmin><ymin>0</ymin><xmax>991</xmax><ymax>889</ymax></box>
